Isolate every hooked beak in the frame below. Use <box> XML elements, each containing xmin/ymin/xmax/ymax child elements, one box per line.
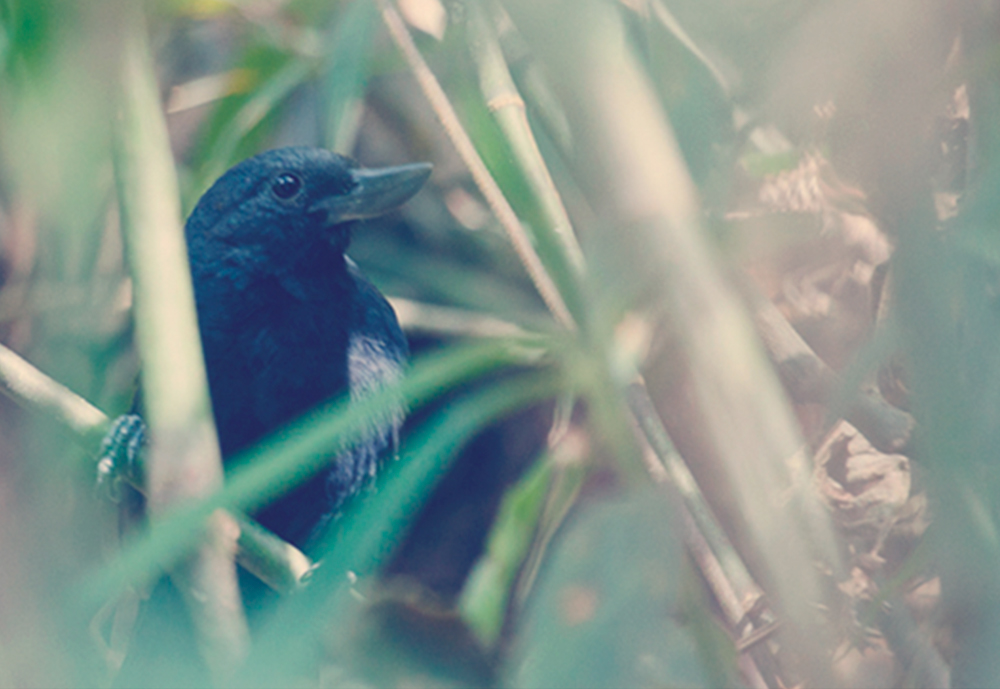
<box><xmin>311</xmin><ymin>162</ymin><xmax>432</xmax><ymax>222</ymax></box>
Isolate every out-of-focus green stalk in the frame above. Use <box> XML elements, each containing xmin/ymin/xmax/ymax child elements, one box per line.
<box><xmin>112</xmin><ymin>7</ymin><xmax>248</xmax><ymax>680</ymax></box>
<box><xmin>322</xmin><ymin>0</ymin><xmax>379</xmax><ymax>153</ymax></box>
<box><xmin>466</xmin><ymin>0</ymin><xmax>587</xmax><ymax>324</ymax></box>
<box><xmin>502</xmin><ymin>1</ymin><xmax>842</xmax><ymax>683</ymax></box>
<box><xmin>115</xmin><ymin>12</ymin><xmax>218</xmax><ymax>515</ymax></box>
<box><xmin>891</xmin><ymin>154</ymin><xmax>1000</xmax><ymax>689</ymax></box>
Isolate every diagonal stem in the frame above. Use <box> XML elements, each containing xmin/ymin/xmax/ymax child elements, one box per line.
<box><xmin>376</xmin><ymin>0</ymin><xmax>576</xmax><ymax>331</ymax></box>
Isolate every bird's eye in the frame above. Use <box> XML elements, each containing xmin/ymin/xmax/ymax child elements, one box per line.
<box><xmin>272</xmin><ymin>172</ymin><xmax>303</xmax><ymax>200</ymax></box>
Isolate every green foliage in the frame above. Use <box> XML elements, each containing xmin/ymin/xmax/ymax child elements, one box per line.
<box><xmin>506</xmin><ymin>490</ymin><xmax>719</xmax><ymax>689</ymax></box>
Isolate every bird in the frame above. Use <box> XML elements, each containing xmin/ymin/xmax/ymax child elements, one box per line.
<box><xmin>108</xmin><ymin>146</ymin><xmax>431</xmax><ymax>551</ymax></box>
<box><xmin>185</xmin><ymin>146</ymin><xmax>429</xmax><ymax>549</ymax></box>
<box><xmin>105</xmin><ymin>146</ymin><xmax>430</xmax><ymax>688</ymax></box>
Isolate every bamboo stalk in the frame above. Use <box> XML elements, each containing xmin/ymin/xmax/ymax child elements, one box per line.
<box><xmin>627</xmin><ymin>382</ymin><xmax>776</xmax><ymax>689</ymax></box>
<box><xmin>376</xmin><ymin>0</ymin><xmax>576</xmax><ymax>331</ymax></box>
<box><xmin>502</xmin><ymin>1</ymin><xmax>843</xmax><ymax>683</ymax></box>
<box><xmin>467</xmin><ymin>0</ymin><xmax>586</xmax><ymax>311</ymax></box>
<box><xmin>113</xmin><ymin>8</ymin><xmax>248</xmax><ymax>678</ymax></box>
<box><xmin>743</xmin><ymin>281</ymin><xmax>915</xmax><ymax>453</ymax></box>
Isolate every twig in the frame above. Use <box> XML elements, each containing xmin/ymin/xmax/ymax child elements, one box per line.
<box><xmin>388</xmin><ymin>297</ymin><xmax>525</xmax><ymax>339</ymax></box>
<box><xmin>743</xmin><ymin>280</ymin><xmax>915</xmax><ymax>453</ymax></box>
<box><xmin>0</xmin><ymin>340</ymin><xmax>313</xmax><ymax>595</ymax></box>
<box><xmin>628</xmin><ymin>382</ymin><xmax>776</xmax><ymax>689</ymax></box>
<box><xmin>0</xmin><ymin>343</ymin><xmax>109</xmax><ymax>446</ymax></box>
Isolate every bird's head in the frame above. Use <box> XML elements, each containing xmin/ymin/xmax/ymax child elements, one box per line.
<box><xmin>186</xmin><ymin>147</ymin><xmax>431</xmax><ymax>267</ymax></box>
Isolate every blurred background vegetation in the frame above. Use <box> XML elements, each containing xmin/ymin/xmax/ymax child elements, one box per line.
<box><xmin>0</xmin><ymin>0</ymin><xmax>997</xmax><ymax>687</ymax></box>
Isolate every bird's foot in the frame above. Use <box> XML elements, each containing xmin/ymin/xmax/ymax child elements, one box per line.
<box><xmin>95</xmin><ymin>414</ymin><xmax>147</xmax><ymax>503</ymax></box>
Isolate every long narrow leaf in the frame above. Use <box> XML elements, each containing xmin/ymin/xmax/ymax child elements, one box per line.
<box><xmin>239</xmin><ymin>369</ymin><xmax>563</xmax><ymax>683</ymax></box>
<box><xmin>76</xmin><ymin>336</ymin><xmax>551</xmax><ymax>607</ymax></box>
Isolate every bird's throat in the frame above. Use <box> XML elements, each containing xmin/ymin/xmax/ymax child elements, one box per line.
<box><xmin>274</xmin><ymin>245</ymin><xmax>352</xmax><ymax>302</ymax></box>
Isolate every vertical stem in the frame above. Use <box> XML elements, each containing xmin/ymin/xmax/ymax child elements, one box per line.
<box><xmin>112</xmin><ymin>6</ymin><xmax>248</xmax><ymax>680</ymax></box>
<box><xmin>502</xmin><ymin>1</ymin><xmax>843</xmax><ymax>682</ymax></box>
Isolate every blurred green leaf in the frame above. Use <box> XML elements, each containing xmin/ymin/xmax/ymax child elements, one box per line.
<box><xmin>321</xmin><ymin>0</ymin><xmax>378</xmax><ymax>153</ymax></box>
<box><xmin>239</xmin><ymin>369</ymin><xmax>563</xmax><ymax>684</ymax></box>
<box><xmin>505</xmin><ymin>489</ymin><xmax>715</xmax><ymax>689</ymax></box>
<box><xmin>0</xmin><ymin>0</ymin><xmax>57</xmax><ymax>74</ymax></box>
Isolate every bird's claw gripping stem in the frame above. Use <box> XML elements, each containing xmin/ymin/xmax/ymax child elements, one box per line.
<box><xmin>95</xmin><ymin>414</ymin><xmax>146</xmax><ymax>503</ymax></box>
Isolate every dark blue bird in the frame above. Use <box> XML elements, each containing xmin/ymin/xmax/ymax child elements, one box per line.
<box><xmin>109</xmin><ymin>147</ymin><xmax>430</xmax><ymax>551</ymax></box>
<box><xmin>106</xmin><ymin>147</ymin><xmax>429</xmax><ymax>688</ymax></box>
<box><xmin>187</xmin><ymin>146</ymin><xmax>429</xmax><ymax>549</ymax></box>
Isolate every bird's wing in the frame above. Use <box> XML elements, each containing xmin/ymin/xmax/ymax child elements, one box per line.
<box><xmin>324</xmin><ymin>260</ymin><xmax>408</xmax><ymax>510</ymax></box>
<box><xmin>346</xmin><ymin>258</ymin><xmax>408</xmax><ymax>424</ymax></box>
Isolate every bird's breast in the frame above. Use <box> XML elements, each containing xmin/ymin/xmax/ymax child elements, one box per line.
<box><xmin>195</xmin><ymin>266</ymin><xmax>355</xmax><ymax>458</ymax></box>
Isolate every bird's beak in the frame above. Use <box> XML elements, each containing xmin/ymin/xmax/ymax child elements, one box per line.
<box><xmin>312</xmin><ymin>162</ymin><xmax>433</xmax><ymax>222</ymax></box>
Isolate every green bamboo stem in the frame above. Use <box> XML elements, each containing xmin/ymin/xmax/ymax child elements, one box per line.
<box><xmin>627</xmin><ymin>382</ymin><xmax>773</xmax><ymax>688</ymax></box>
<box><xmin>627</xmin><ymin>384</ymin><xmax>761</xmax><ymax>609</ymax></box>
<box><xmin>493</xmin><ymin>14</ymin><xmax>574</xmax><ymax>155</ymax></box>
<box><xmin>113</xmin><ymin>8</ymin><xmax>248</xmax><ymax>678</ymax></box>
<box><xmin>467</xmin><ymin>0</ymin><xmax>587</xmax><ymax>321</ymax></box>
<box><xmin>376</xmin><ymin>0</ymin><xmax>576</xmax><ymax>331</ymax></box>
